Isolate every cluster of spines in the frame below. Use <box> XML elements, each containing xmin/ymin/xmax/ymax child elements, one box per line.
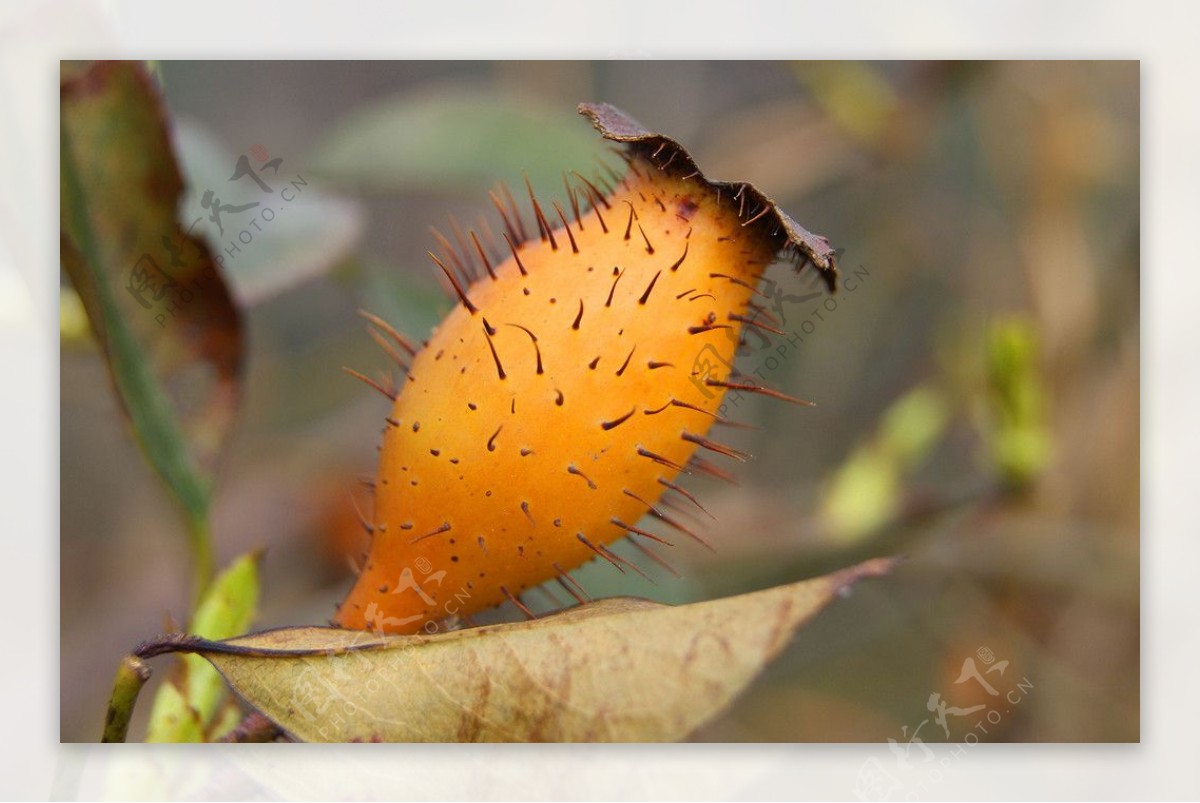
<box><xmin>426</xmin><ymin>167</ymin><xmax>621</xmax><ymax>304</ymax></box>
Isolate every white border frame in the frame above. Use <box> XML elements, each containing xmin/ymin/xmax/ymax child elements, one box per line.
<box><xmin>5</xmin><ymin>1</ymin><xmax>1191</xmax><ymax>798</ymax></box>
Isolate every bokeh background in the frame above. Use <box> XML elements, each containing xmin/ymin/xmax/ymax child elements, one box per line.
<box><xmin>60</xmin><ymin>61</ymin><xmax>1138</xmax><ymax>743</ymax></box>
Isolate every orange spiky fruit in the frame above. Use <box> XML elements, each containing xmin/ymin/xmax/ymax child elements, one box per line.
<box><xmin>334</xmin><ymin>103</ymin><xmax>838</xmax><ymax>633</ymax></box>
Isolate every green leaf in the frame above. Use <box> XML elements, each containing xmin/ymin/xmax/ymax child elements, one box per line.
<box><xmin>143</xmin><ymin>679</ymin><xmax>203</xmax><ymax>743</ymax></box>
<box><xmin>821</xmin><ymin>386</ymin><xmax>949</xmax><ymax>542</ymax></box>
<box><xmin>146</xmin><ymin>551</ymin><xmax>261</xmax><ymax>742</ymax></box>
<box><xmin>983</xmin><ymin>317</ymin><xmax>1051</xmax><ymax>486</ymax></box>
<box><xmin>879</xmin><ymin>386</ymin><xmax>950</xmax><ymax>466</ymax></box>
<box><xmin>60</xmin><ymin>61</ymin><xmax>244</xmax><ymax>569</ymax></box>
<box><xmin>355</xmin><ymin>257</ymin><xmax>449</xmax><ymax>341</ymax></box>
<box><xmin>306</xmin><ymin>89</ymin><xmax>605</xmax><ymax>198</ymax></box>
<box><xmin>138</xmin><ymin>559</ymin><xmax>894</xmax><ymax>742</ymax></box>
<box><xmin>820</xmin><ymin>446</ymin><xmax>901</xmax><ymax>541</ymax></box>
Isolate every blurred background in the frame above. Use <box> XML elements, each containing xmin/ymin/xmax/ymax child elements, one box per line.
<box><xmin>60</xmin><ymin>61</ymin><xmax>1138</xmax><ymax>743</ymax></box>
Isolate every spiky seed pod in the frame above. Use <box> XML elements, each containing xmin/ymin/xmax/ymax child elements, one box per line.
<box><xmin>335</xmin><ymin>103</ymin><xmax>838</xmax><ymax>633</ymax></box>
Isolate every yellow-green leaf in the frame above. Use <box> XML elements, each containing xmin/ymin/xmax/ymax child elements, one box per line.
<box><xmin>146</xmin><ymin>552</ymin><xmax>260</xmax><ymax>742</ymax></box>
<box><xmin>139</xmin><ymin>558</ymin><xmax>894</xmax><ymax>742</ymax></box>
<box><xmin>879</xmin><ymin>386</ymin><xmax>950</xmax><ymax>466</ymax></box>
<box><xmin>983</xmin><ymin>317</ymin><xmax>1051</xmax><ymax>486</ymax></box>
<box><xmin>143</xmin><ymin>679</ymin><xmax>203</xmax><ymax>743</ymax></box>
<box><xmin>821</xmin><ymin>385</ymin><xmax>949</xmax><ymax>543</ymax></box>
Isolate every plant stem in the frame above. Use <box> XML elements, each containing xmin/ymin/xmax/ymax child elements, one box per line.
<box><xmin>218</xmin><ymin>711</ymin><xmax>283</xmax><ymax>743</ymax></box>
<box><xmin>101</xmin><ymin>655</ymin><xmax>151</xmax><ymax>743</ymax></box>
<box><xmin>186</xmin><ymin>513</ymin><xmax>215</xmax><ymax>608</ymax></box>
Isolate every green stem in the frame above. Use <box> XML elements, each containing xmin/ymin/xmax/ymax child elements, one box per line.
<box><xmin>63</xmin><ymin>114</ymin><xmax>218</xmax><ymax>610</ymax></box>
<box><xmin>186</xmin><ymin>514</ymin><xmax>215</xmax><ymax>609</ymax></box>
<box><xmin>101</xmin><ymin>655</ymin><xmax>151</xmax><ymax>743</ymax></box>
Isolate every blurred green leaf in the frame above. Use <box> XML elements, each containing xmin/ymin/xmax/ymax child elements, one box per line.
<box><xmin>821</xmin><ymin>386</ymin><xmax>950</xmax><ymax>543</ymax></box>
<box><xmin>60</xmin><ymin>61</ymin><xmax>243</xmax><ymax>583</ymax></box>
<box><xmin>820</xmin><ymin>445</ymin><xmax>900</xmax><ymax>542</ymax></box>
<box><xmin>983</xmin><ymin>318</ymin><xmax>1051</xmax><ymax>486</ymax></box>
<box><xmin>174</xmin><ymin>120</ymin><xmax>364</xmax><ymax>305</ymax></box>
<box><xmin>880</xmin><ymin>386</ymin><xmax>950</xmax><ymax>465</ymax></box>
<box><xmin>59</xmin><ymin>286</ymin><xmax>90</xmax><ymax>347</ymax></box>
<box><xmin>306</xmin><ymin>88</ymin><xmax>605</xmax><ymax>198</ymax></box>
<box><xmin>146</xmin><ymin>551</ymin><xmax>261</xmax><ymax>742</ymax></box>
<box><xmin>356</xmin><ymin>257</ymin><xmax>449</xmax><ymax>341</ymax></box>
<box><xmin>794</xmin><ymin>62</ymin><xmax>897</xmax><ymax>146</ymax></box>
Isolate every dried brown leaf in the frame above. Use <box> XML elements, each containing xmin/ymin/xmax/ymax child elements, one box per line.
<box><xmin>137</xmin><ymin>558</ymin><xmax>894</xmax><ymax>742</ymax></box>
